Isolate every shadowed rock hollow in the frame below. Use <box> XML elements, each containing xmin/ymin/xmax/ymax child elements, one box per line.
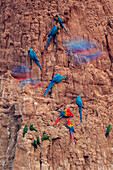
<box><xmin>0</xmin><ymin>0</ymin><xmax>113</xmax><ymax>169</ymax></box>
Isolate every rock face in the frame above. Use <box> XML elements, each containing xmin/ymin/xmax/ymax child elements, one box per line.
<box><xmin>0</xmin><ymin>0</ymin><xmax>113</xmax><ymax>169</ymax></box>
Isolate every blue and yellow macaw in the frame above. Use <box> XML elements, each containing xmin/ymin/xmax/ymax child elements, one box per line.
<box><xmin>66</xmin><ymin>118</ymin><xmax>75</xmax><ymax>145</ymax></box>
<box><xmin>54</xmin><ymin>14</ymin><xmax>68</xmax><ymax>34</ymax></box>
<box><xmin>76</xmin><ymin>94</ymin><xmax>85</xmax><ymax>123</ymax></box>
<box><xmin>54</xmin><ymin>109</ymin><xmax>74</xmax><ymax>126</ymax></box>
<box><xmin>44</xmin><ymin>74</ymin><xmax>66</xmax><ymax>97</ymax></box>
<box><xmin>28</xmin><ymin>48</ymin><xmax>42</xmax><ymax>71</ymax></box>
<box><xmin>46</xmin><ymin>25</ymin><xmax>60</xmax><ymax>49</ymax></box>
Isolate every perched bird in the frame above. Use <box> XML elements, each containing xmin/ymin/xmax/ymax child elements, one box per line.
<box><xmin>76</xmin><ymin>94</ymin><xmax>85</xmax><ymax>123</ymax></box>
<box><xmin>42</xmin><ymin>135</ymin><xmax>51</xmax><ymax>142</ymax></box>
<box><xmin>37</xmin><ymin>136</ymin><xmax>41</xmax><ymax>147</ymax></box>
<box><xmin>54</xmin><ymin>14</ymin><xmax>68</xmax><ymax>34</ymax></box>
<box><xmin>28</xmin><ymin>48</ymin><xmax>42</xmax><ymax>71</ymax></box>
<box><xmin>23</xmin><ymin>124</ymin><xmax>28</xmax><ymax>137</ymax></box>
<box><xmin>66</xmin><ymin>118</ymin><xmax>75</xmax><ymax>145</ymax></box>
<box><xmin>44</xmin><ymin>74</ymin><xmax>66</xmax><ymax>97</ymax></box>
<box><xmin>54</xmin><ymin>109</ymin><xmax>74</xmax><ymax>126</ymax></box>
<box><xmin>32</xmin><ymin>140</ymin><xmax>37</xmax><ymax>152</ymax></box>
<box><xmin>29</xmin><ymin>124</ymin><xmax>38</xmax><ymax>132</ymax></box>
<box><xmin>105</xmin><ymin>124</ymin><xmax>112</xmax><ymax>138</ymax></box>
<box><xmin>46</xmin><ymin>25</ymin><xmax>60</xmax><ymax>49</ymax></box>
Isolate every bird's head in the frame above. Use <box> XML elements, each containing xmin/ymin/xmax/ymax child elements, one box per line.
<box><xmin>28</xmin><ymin>48</ymin><xmax>32</xmax><ymax>54</ymax></box>
<box><xmin>67</xmin><ymin>109</ymin><xmax>74</xmax><ymax>117</ymax></box>
<box><xmin>30</xmin><ymin>124</ymin><xmax>33</xmax><ymax>126</ymax></box>
<box><xmin>25</xmin><ymin>124</ymin><xmax>28</xmax><ymax>127</ymax></box>
<box><xmin>62</xmin><ymin>76</ymin><xmax>66</xmax><ymax>80</ymax></box>
<box><xmin>54</xmin><ymin>14</ymin><xmax>59</xmax><ymax>21</ymax></box>
<box><xmin>78</xmin><ymin>94</ymin><xmax>82</xmax><ymax>98</ymax></box>
<box><xmin>57</xmin><ymin>26</ymin><xmax>60</xmax><ymax>30</ymax></box>
<box><xmin>56</xmin><ymin>13</ymin><xmax>59</xmax><ymax>17</ymax></box>
<box><xmin>109</xmin><ymin>124</ymin><xmax>111</xmax><ymax>126</ymax></box>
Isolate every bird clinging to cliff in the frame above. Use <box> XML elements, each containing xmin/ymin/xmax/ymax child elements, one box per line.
<box><xmin>23</xmin><ymin>124</ymin><xmax>28</xmax><ymax>137</ymax></box>
<box><xmin>30</xmin><ymin>124</ymin><xmax>38</xmax><ymax>132</ymax></box>
<box><xmin>42</xmin><ymin>135</ymin><xmax>51</xmax><ymax>142</ymax></box>
<box><xmin>54</xmin><ymin>13</ymin><xmax>68</xmax><ymax>34</ymax></box>
<box><xmin>66</xmin><ymin>118</ymin><xmax>75</xmax><ymax>145</ymax></box>
<box><xmin>32</xmin><ymin>140</ymin><xmax>37</xmax><ymax>152</ymax></box>
<box><xmin>37</xmin><ymin>136</ymin><xmax>41</xmax><ymax>147</ymax></box>
<box><xmin>54</xmin><ymin>109</ymin><xmax>74</xmax><ymax>126</ymax></box>
<box><xmin>76</xmin><ymin>94</ymin><xmax>85</xmax><ymax>123</ymax></box>
<box><xmin>105</xmin><ymin>124</ymin><xmax>112</xmax><ymax>138</ymax></box>
<box><xmin>28</xmin><ymin>48</ymin><xmax>42</xmax><ymax>71</ymax></box>
<box><xmin>44</xmin><ymin>74</ymin><xmax>66</xmax><ymax>97</ymax></box>
<box><xmin>46</xmin><ymin>25</ymin><xmax>60</xmax><ymax>50</ymax></box>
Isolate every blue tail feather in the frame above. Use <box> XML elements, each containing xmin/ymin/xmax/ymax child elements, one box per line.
<box><xmin>46</xmin><ymin>36</ymin><xmax>53</xmax><ymax>49</ymax></box>
<box><xmin>35</xmin><ymin>60</ymin><xmax>42</xmax><ymax>71</ymax></box>
<box><xmin>61</xmin><ymin>23</ymin><xmax>68</xmax><ymax>34</ymax></box>
<box><xmin>44</xmin><ymin>81</ymin><xmax>55</xmax><ymax>97</ymax></box>
<box><xmin>79</xmin><ymin>107</ymin><xmax>83</xmax><ymax>123</ymax></box>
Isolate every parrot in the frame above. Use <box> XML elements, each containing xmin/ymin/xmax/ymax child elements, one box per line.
<box><xmin>46</xmin><ymin>25</ymin><xmax>60</xmax><ymax>50</ymax></box>
<box><xmin>76</xmin><ymin>94</ymin><xmax>85</xmax><ymax>123</ymax></box>
<box><xmin>54</xmin><ymin>14</ymin><xmax>68</xmax><ymax>34</ymax></box>
<box><xmin>54</xmin><ymin>109</ymin><xmax>74</xmax><ymax>126</ymax></box>
<box><xmin>28</xmin><ymin>48</ymin><xmax>42</xmax><ymax>71</ymax></box>
<box><xmin>105</xmin><ymin>124</ymin><xmax>112</xmax><ymax>138</ymax></box>
<box><xmin>23</xmin><ymin>124</ymin><xmax>28</xmax><ymax>137</ymax></box>
<box><xmin>42</xmin><ymin>135</ymin><xmax>51</xmax><ymax>142</ymax></box>
<box><xmin>29</xmin><ymin>124</ymin><xmax>38</xmax><ymax>132</ymax></box>
<box><xmin>32</xmin><ymin>139</ymin><xmax>37</xmax><ymax>152</ymax></box>
<box><xmin>37</xmin><ymin>136</ymin><xmax>41</xmax><ymax>147</ymax></box>
<box><xmin>44</xmin><ymin>74</ymin><xmax>66</xmax><ymax>97</ymax></box>
<box><xmin>66</xmin><ymin>118</ymin><xmax>75</xmax><ymax>145</ymax></box>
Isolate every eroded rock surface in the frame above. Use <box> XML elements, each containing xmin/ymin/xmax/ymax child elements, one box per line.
<box><xmin>0</xmin><ymin>0</ymin><xmax>113</xmax><ymax>169</ymax></box>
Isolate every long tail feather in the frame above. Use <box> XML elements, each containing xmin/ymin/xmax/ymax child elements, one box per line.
<box><xmin>71</xmin><ymin>132</ymin><xmax>74</xmax><ymax>145</ymax></box>
<box><xmin>79</xmin><ymin>107</ymin><xmax>83</xmax><ymax>123</ymax></box>
<box><xmin>46</xmin><ymin>36</ymin><xmax>53</xmax><ymax>49</ymax></box>
<box><xmin>105</xmin><ymin>130</ymin><xmax>109</xmax><ymax>138</ymax></box>
<box><xmin>61</xmin><ymin>23</ymin><xmax>68</xmax><ymax>34</ymax></box>
<box><xmin>105</xmin><ymin>132</ymin><xmax>109</xmax><ymax>138</ymax></box>
<box><xmin>54</xmin><ymin>117</ymin><xmax>61</xmax><ymax>126</ymax></box>
<box><xmin>35</xmin><ymin>60</ymin><xmax>42</xmax><ymax>71</ymax></box>
<box><xmin>44</xmin><ymin>81</ymin><xmax>55</xmax><ymax>97</ymax></box>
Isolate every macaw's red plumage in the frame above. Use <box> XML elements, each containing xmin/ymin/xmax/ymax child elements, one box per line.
<box><xmin>66</xmin><ymin>118</ymin><xmax>75</xmax><ymax>145</ymax></box>
<box><xmin>54</xmin><ymin>109</ymin><xmax>74</xmax><ymax>126</ymax></box>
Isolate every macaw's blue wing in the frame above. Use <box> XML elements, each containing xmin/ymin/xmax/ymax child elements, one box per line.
<box><xmin>76</xmin><ymin>98</ymin><xmax>83</xmax><ymax>108</ymax></box>
<box><xmin>44</xmin><ymin>81</ymin><xmax>55</xmax><ymax>97</ymax></box>
<box><xmin>79</xmin><ymin>107</ymin><xmax>83</xmax><ymax>123</ymax></box>
<box><xmin>49</xmin><ymin>26</ymin><xmax>58</xmax><ymax>36</ymax></box>
<box><xmin>60</xmin><ymin>22</ymin><xmax>68</xmax><ymax>34</ymax></box>
<box><xmin>46</xmin><ymin>36</ymin><xmax>53</xmax><ymax>49</ymax></box>
<box><xmin>34</xmin><ymin>60</ymin><xmax>42</xmax><ymax>71</ymax></box>
<box><xmin>19</xmin><ymin>79</ymin><xmax>31</xmax><ymax>87</ymax></box>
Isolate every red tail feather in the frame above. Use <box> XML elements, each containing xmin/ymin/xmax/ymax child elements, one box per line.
<box><xmin>54</xmin><ymin>117</ymin><xmax>61</xmax><ymax>126</ymax></box>
<box><xmin>71</xmin><ymin>134</ymin><xmax>74</xmax><ymax>144</ymax></box>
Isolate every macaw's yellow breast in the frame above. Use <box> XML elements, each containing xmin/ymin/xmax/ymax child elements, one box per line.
<box><xmin>55</xmin><ymin>16</ymin><xmax>58</xmax><ymax>21</ymax></box>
